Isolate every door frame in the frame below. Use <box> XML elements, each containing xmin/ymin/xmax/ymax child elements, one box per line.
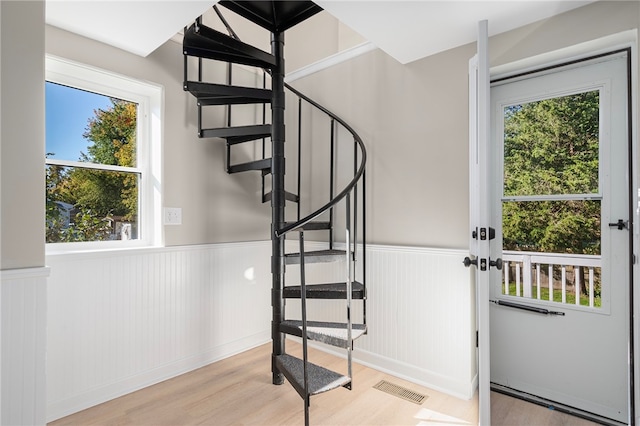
<box><xmin>476</xmin><ymin>29</ymin><xmax>639</xmax><ymax>425</ymax></box>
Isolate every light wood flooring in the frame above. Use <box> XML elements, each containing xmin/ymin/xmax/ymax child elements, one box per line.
<box><xmin>49</xmin><ymin>342</ymin><xmax>599</xmax><ymax>425</ymax></box>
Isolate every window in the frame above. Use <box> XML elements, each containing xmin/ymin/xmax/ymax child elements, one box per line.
<box><xmin>45</xmin><ymin>56</ymin><xmax>162</xmax><ymax>251</ymax></box>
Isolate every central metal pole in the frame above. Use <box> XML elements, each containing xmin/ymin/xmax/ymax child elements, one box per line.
<box><xmin>271</xmin><ymin>30</ymin><xmax>286</xmax><ymax>385</ymax></box>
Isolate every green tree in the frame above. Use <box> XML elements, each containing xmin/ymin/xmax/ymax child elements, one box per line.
<box><xmin>502</xmin><ymin>91</ymin><xmax>600</xmax><ymax>255</ymax></box>
<box><xmin>46</xmin><ymin>99</ymin><xmax>137</xmax><ymax>242</ymax></box>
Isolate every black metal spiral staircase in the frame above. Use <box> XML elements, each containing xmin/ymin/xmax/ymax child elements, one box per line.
<box><xmin>183</xmin><ymin>2</ymin><xmax>367</xmax><ymax>424</ymax></box>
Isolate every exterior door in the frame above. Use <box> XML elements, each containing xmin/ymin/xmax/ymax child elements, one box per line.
<box><xmin>468</xmin><ymin>20</ymin><xmax>492</xmax><ymax>426</ymax></box>
<box><xmin>489</xmin><ymin>52</ymin><xmax>630</xmax><ymax>423</ymax></box>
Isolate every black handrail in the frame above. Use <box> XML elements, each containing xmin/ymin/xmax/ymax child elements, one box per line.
<box><xmin>208</xmin><ymin>5</ymin><xmax>367</xmax><ymax>238</ymax></box>
<box><xmin>276</xmin><ymin>82</ymin><xmax>367</xmax><ymax>237</ymax></box>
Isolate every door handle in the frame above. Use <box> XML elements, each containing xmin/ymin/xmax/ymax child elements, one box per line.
<box><xmin>463</xmin><ymin>256</ymin><xmax>477</xmax><ymax>267</ymax></box>
<box><xmin>464</xmin><ymin>257</ymin><xmax>502</xmax><ymax>270</ymax></box>
<box><xmin>490</xmin><ymin>258</ymin><xmax>503</xmax><ymax>270</ymax></box>
<box><xmin>608</xmin><ymin>219</ymin><xmax>629</xmax><ymax>230</ymax></box>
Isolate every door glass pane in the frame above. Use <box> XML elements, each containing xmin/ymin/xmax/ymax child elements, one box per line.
<box><xmin>502</xmin><ymin>200</ymin><xmax>601</xmax><ymax>308</ymax></box>
<box><xmin>501</xmin><ymin>89</ymin><xmax>602</xmax><ymax>309</ymax></box>
<box><xmin>503</xmin><ymin>90</ymin><xmax>599</xmax><ymax>197</ymax></box>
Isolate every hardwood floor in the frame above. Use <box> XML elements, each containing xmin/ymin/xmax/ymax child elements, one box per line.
<box><xmin>50</xmin><ymin>342</ymin><xmax>477</xmax><ymax>425</ymax></box>
<box><xmin>49</xmin><ymin>342</ymin><xmax>600</xmax><ymax>425</ymax></box>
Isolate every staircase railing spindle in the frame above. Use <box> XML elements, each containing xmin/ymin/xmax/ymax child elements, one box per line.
<box><xmin>329</xmin><ymin>119</ymin><xmax>335</xmax><ymax>249</ymax></box>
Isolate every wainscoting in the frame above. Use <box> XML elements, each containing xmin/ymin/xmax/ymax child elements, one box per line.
<box><xmin>1</xmin><ymin>266</ymin><xmax>49</xmax><ymax>426</ymax></box>
<box><xmin>46</xmin><ymin>242</ymin><xmax>272</xmax><ymax>422</ymax></box>
<box><xmin>286</xmin><ymin>241</ymin><xmax>477</xmax><ymax>399</ymax></box>
<box><xmin>45</xmin><ymin>241</ymin><xmax>475</xmax><ymax>422</ymax></box>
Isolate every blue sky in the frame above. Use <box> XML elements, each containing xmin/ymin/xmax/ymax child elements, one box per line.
<box><xmin>45</xmin><ymin>81</ymin><xmax>113</xmax><ymax>161</ymax></box>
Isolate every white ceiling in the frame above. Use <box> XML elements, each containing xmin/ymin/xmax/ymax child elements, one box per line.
<box><xmin>315</xmin><ymin>1</ymin><xmax>596</xmax><ymax>64</ymax></box>
<box><xmin>46</xmin><ymin>0</ymin><xmax>596</xmax><ymax>63</ymax></box>
<box><xmin>46</xmin><ymin>1</ymin><xmax>216</xmax><ymax>57</ymax></box>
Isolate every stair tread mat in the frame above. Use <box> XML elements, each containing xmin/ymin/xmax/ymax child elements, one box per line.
<box><xmin>276</xmin><ymin>354</ymin><xmax>350</xmax><ymax>395</ymax></box>
<box><xmin>283</xmin><ymin>281</ymin><xmax>365</xmax><ymax>299</ymax></box>
<box><xmin>285</xmin><ymin>249</ymin><xmax>346</xmax><ymax>257</ymax></box>
<box><xmin>280</xmin><ymin>320</ymin><xmax>367</xmax><ymax>343</ymax></box>
<box><xmin>284</xmin><ymin>281</ymin><xmax>363</xmax><ymax>291</ymax></box>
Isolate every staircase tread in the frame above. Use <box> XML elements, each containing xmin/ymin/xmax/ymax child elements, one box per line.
<box><xmin>280</xmin><ymin>320</ymin><xmax>367</xmax><ymax>348</ymax></box>
<box><xmin>284</xmin><ymin>249</ymin><xmax>347</xmax><ymax>265</ymax></box>
<box><xmin>228</xmin><ymin>158</ymin><xmax>272</xmax><ymax>174</ymax></box>
<box><xmin>201</xmin><ymin>124</ymin><xmax>271</xmax><ymax>138</ymax></box>
<box><xmin>285</xmin><ymin>249</ymin><xmax>346</xmax><ymax>257</ymax></box>
<box><xmin>275</xmin><ymin>354</ymin><xmax>350</xmax><ymax>397</ymax></box>
<box><xmin>283</xmin><ymin>221</ymin><xmax>331</xmax><ymax>231</ymax></box>
<box><xmin>283</xmin><ymin>281</ymin><xmax>365</xmax><ymax>300</ymax></box>
<box><xmin>219</xmin><ymin>0</ymin><xmax>323</xmax><ymax>33</ymax></box>
<box><xmin>185</xmin><ymin>81</ymin><xmax>271</xmax><ymax>105</ymax></box>
<box><xmin>183</xmin><ymin>23</ymin><xmax>276</xmax><ymax>69</ymax></box>
<box><xmin>263</xmin><ymin>191</ymin><xmax>299</xmax><ymax>203</ymax></box>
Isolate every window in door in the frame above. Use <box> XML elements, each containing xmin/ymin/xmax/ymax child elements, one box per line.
<box><xmin>501</xmin><ymin>89</ymin><xmax>603</xmax><ymax>308</ymax></box>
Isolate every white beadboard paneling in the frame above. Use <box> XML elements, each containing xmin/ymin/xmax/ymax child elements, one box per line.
<box><xmin>46</xmin><ymin>242</ymin><xmax>272</xmax><ymax>422</ymax></box>
<box><xmin>1</xmin><ymin>267</ymin><xmax>50</xmax><ymax>426</ymax></box>
<box><xmin>284</xmin><ymin>242</ymin><xmax>476</xmax><ymax>399</ymax></box>
<box><xmin>47</xmin><ymin>240</ymin><xmax>476</xmax><ymax>422</ymax></box>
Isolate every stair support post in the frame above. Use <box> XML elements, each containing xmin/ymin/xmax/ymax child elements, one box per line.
<box><xmin>271</xmin><ymin>30</ymin><xmax>286</xmax><ymax>386</ymax></box>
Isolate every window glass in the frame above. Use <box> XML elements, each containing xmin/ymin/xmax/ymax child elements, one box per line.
<box><xmin>503</xmin><ymin>90</ymin><xmax>600</xmax><ymax>197</ymax></box>
<box><xmin>45</xmin><ymin>82</ymin><xmax>140</xmax><ymax>243</ymax></box>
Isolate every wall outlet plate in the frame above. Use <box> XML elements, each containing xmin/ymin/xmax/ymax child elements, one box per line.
<box><xmin>164</xmin><ymin>207</ymin><xmax>182</xmax><ymax>225</ymax></box>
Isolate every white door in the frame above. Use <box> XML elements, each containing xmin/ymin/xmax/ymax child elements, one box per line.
<box><xmin>489</xmin><ymin>52</ymin><xmax>630</xmax><ymax>423</ymax></box>
<box><xmin>468</xmin><ymin>20</ymin><xmax>493</xmax><ymax>426</ymax></box>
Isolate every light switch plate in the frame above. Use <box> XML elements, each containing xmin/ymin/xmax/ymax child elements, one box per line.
<box><xmin>164</xmin><ymin>207</ymin><xmax>182</xmax><ymax>225</ymax></box>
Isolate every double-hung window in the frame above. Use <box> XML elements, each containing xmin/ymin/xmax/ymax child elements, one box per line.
<box><xmin>45</xmin><ymin>56</ymin><xmax>162</xmax><ymax>250</ymax></box>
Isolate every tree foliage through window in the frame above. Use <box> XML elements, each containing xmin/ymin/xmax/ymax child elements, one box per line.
<box><xmin>46</xmin><ymin>99</ymin><xmax>138</xmax><ymax>243</ymax></box>
<box><xmin>502</xmin><ymin>90</ymin><xmax>600</xmax><ymax>255</ymax></box>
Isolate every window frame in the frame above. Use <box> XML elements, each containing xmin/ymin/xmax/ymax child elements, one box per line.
<box><xmin>45</xmin><ymin>55</ymin><xmax>163</xmax><ymax>252</ymax></box>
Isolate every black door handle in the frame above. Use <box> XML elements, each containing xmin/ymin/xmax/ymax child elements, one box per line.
<box><xmin>608</xmin><ymin>219</ymin><xmax>628</xmax><ymax>230</ymax></box>
<box><xmin>490</xmin><ymin>258</ymin><xmax>503</xmax><ymax>270</ymax></box>
<box><xmin>463</xmin><ymin>257</ymin><xmax>477</xmax><ymax>268</ymax></box>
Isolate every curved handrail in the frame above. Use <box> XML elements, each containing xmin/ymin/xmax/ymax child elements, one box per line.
<box><xmin>209</xmin><ymin>5</ymin><xmax>367</xmax><ymax>238</ymax></box>
<box><xmin>276</xmin><ymin>82</ymin><xmax>367</xmax><ymax>237</ymax></box>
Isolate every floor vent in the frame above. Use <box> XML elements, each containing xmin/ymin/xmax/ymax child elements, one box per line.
<box><xmin>373</xmin><ymin>380</ymin><xmax>427</xmax><ymax>405</ymax></box>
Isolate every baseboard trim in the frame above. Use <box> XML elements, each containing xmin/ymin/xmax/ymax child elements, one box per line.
<box><xmin>305</xmin><ymin>340</ymin><xmax>476</xmax><ymax>401</ymax></box>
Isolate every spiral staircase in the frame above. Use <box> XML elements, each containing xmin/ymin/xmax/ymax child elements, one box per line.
<box><xmin>183</xmin><ymin>1</ymin><xmax>367</xmax><ymax>424</ymax></box>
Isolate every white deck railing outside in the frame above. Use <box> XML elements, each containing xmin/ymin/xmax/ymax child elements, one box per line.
<box><xmin>502</xmin><ymin>250</ymin><xmax>602</xmax><ymax>308</ymax></box>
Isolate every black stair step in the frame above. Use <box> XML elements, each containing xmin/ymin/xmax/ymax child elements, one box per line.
<box><xmin>275</xmin><ymin>354</ymin><xmax>351</xmax><ymax>399</ymax></box>
<box><xmin>220</xmin><ymin>1</ymin><xmax>323</xmax><ymax>33</ymax></box>
<box><xmin>280</xmin><ymin>320</ymin><xmax>367</xmax><ymax>349</ymax></box>
<box><xmin>283</xmin><ymin>221</ymin><xmax>331</xmax><ymax>232</ymax></box>
<box><xmin>183</xmin><ymin>23</ymin><xmax>276</xmax><ymax>69</ymax></box>
<box><xmin>283</xmin><ymin>281</ymin><xmax>365</xmax><ymax>300</ymax></box>
<box><xmin>228</xmin><ymin>158</ymin><xmax>272</xmax><ymax>174</ymax></box>
<box><xmin>200</xmin><ymin>124</ymin><xmax>271</xmax><ymax>143</ymax></box>
<box><xmin>262</xmin><ymin>190</ymin><xmax>299</xmax><ymax>203</ymax></box>
<box><xmin>184</xmin><ymin>81</ymin><xmax>272</xmax><ymax>106</ymax></box>
<box><xmin>285</xmin><ymin>249</ymin><xmax>347</xmax><ymax>265</ymax></box>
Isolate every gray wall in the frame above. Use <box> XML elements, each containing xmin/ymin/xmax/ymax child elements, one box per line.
<box><xmin>45</xmin><ymin>24</ymin><xmax>274</xmax><ymax>247</ymax></box>
<box><xmin>2</xmin><ymin>1</ymin><xmax>639</xmax><ymax>266</ymax></box>
<box><xmin>1</xmin><ymin>1</ymin><xmax>46</xmax><ymax>269</ymax></box>
<box><xmin>286</xmin><ymin>0</ymin><xmax>640</xmax><ymax>249</ymax></box>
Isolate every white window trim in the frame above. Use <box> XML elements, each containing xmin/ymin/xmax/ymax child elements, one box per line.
<box><xmin>45</xmin><ymin>55</ymin><xmax>163</xmax><ymax>253</ymax></box>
